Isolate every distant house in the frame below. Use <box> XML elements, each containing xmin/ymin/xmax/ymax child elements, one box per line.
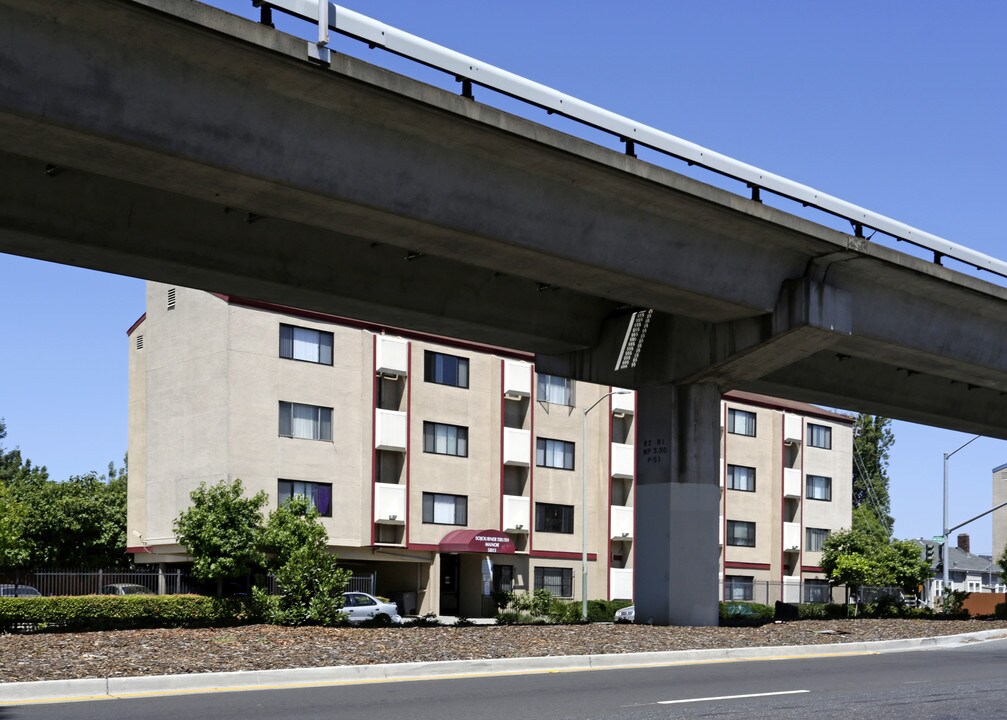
<box><xmin>916</xmin><ymin>534</ymin><xmax>1004</xmax><ymax>604</ymax></box>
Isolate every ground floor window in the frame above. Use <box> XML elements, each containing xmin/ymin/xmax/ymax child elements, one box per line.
<box><xmin>492</xmin><ymin>565</ymin><xmax>514</xmax><ymax>594</ymax></box>
<box><xmin>803</xmin><ymin>579</ymin><xmax>831</xmax><ymax>603</ymax></box>
<box><xmin>534</xmin><ymin>566</ymin><xmax>573</xmax><ymax>597</ymax></box>
<box><xmin>724</xmin><ymin>575</ymin><xmax>753</xmax><ymax>601</ymax></box>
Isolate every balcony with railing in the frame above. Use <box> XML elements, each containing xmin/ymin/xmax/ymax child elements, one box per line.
<box><xmin>374</xmin><ymin>482</ymin><xmax>406</xmax><ymax>524</ymax></box>
<box><xmin>783</xmin><ymin>467</ymin><xmax>802</xmax><ymax>498</ymax></box>
<box><xmin>784</xmin><ymin>413</ymin><xmax>802</xmax><ymax>445</ymax></box>
<box><xmin>503</xmin><ymin>427</ymin><xmax>531</xmax><ymax>466</ymax></box>
<box><xmin>375</xmin><ymin>409</ymin><xmax>407</xmax><ymax>451</ymax></box>
<box><xmin>375</xmin><ymin>335</ymin><xmax>409</xmax><ymax>376</ymax></box>
<box><xmin>503</xmin><ymin>359</ymin><xmax>532</xmax><ymax>398</ymax></box>
<box><xmin>610</xmin><ymin>568</ymin><xmax>633</xmax><ymax>600</ymax></box>
<box><xmin>611</xmin><ymin>442</ymin><xmax>634</xmax><ymax>479</ymax></box>
<box><xmin>611</xmin><ymin>388</ymin><xmax>635</xmax><ymax>415</ymax></box>
<box><xmin>783</xmin><ymin>522</ymin><xmax>801</xmax><ymax>553</ymax></box>
<box><xmin>610</xmin><ymin>505</ymin><xmax>634</xmax><ymax>539</ymax></box>
<box><xmin>503</xmin><ymin>494</ymin><xmax>530</xmax><ymax>533</ymax></box>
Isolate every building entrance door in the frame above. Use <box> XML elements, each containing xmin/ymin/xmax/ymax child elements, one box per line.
<box><xmin>439</xmin><ymin>554</ymin><xmax>460</xmax><ymax>615</ymax></box>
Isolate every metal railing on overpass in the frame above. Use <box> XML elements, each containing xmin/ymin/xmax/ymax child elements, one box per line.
<box><xmin>257</xmin><ymin>0</ymin><xmax>1007</xmax><ymax>281</ymax></box>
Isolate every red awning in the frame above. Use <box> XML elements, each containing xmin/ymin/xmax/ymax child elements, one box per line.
<box><xmin>439</xmin><ymin>529</ymin><xmax>515</xmax><ymax>554</ymax></box>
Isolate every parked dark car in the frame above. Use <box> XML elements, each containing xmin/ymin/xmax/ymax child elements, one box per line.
<box><xmin>0</xmin><ymin>584</ymin><xmax>42</xmax><ymax>597</ymax></box>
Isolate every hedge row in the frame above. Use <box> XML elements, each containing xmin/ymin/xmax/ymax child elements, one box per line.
<box><xmin>0</xmin><ymin>595</ymin><xmax>258</xmax><ymax>632</ymax></box>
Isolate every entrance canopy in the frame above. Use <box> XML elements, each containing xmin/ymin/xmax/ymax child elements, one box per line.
<box><xmin>439</xmin><ymin>529</ymin><xmax>515</xmax><ymax>554</ymax></box>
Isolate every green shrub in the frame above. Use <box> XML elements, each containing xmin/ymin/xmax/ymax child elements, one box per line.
<box><xmin>719</xmin><ymin>601</ymin><xmax>774</xmax><ymax>626</ymax></box>
<box><xmin>797</xmin><ymin>603</ymin><xmax>848</xmax><ymax>620</ymax></box>
<box><xmin>936</xmin><ymin>589</ymin><xmax>970</xmax><ymax>619</ymax></box>
<box><xmin>994</xmin><ymin>603</ymin><xmax>1007</xmax><ymax>620</ymax></box>
<box><xmin>0</xmin><ymin>595</ymin><xmax>258</xmax><ymax>633</ymax></box>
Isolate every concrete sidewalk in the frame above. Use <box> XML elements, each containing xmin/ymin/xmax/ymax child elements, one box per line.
<box><xmin>3</xmin><ymin>628</ymin><xmax>1006</xmax><ymax>705</ymax></box>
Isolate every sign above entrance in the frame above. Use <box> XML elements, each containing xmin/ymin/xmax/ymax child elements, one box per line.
<box><xmin>439</xmin><ymin>529</ymin><xmax>515</xmax><ymax>555</ymax></box>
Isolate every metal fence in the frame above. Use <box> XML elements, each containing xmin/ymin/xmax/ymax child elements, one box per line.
<box><xmin>1</xmin><ymin>569</ymin><xmax>377</xmax><ymax>597</ymax></box>
<box><xmin>720</xmin><ymin>580</ymin><xmax>848</xmax><ymax>605</ymax></box>
<box><xmin>719</xmin><ymin>580</ymin><xmax>913</xmax><ymax>606</ymax></box>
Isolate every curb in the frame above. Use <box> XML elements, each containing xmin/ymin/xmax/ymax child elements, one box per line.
<box><xmin>4</xmin><ymin>628</ymin><xmax>1007</xmax><ymax>704</ymax></box>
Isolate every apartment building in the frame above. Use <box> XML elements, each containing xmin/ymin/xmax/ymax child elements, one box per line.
<box><xmin>127</xmin><ymin>283</ymin><xmax>853</xmax><ymax>615</ymax></box>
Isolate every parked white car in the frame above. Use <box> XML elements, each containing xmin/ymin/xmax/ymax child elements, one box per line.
<box><xmin>340</xmin><ymin>592</ymin><xmax>402</xmax><ymax>625</ymax></box>
<box><xmin>614</xmin><ymin>605</ymin><xmax>635</xmax><ymax>623</ymax></box>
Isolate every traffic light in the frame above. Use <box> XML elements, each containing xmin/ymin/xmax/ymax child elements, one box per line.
<box><xmin>925</xmin><ymin>544</ymin><xmax>935</xmax><ymax>563</ymax></box>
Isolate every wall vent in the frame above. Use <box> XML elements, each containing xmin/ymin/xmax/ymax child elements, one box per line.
<box><xmin>167</xmin><ymin>287</ymin><xmax>176</xmax><ymax>311</ymax></box>
<box><xmin>136</xmin><ymin>334</ymin><xmax>144</xmax><ymax>350</ymax></box>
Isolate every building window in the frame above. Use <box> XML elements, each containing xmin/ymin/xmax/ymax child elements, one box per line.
<box><xmin>422</xmin><ymin>422</ymin><xmax>468</xmax><ymax>457</ymax></box>
<box><xmin>806</xmin><ymin>474</ymin><xmax>832</xmax><ymax>501</ymax></box>
<box><xmin>279</xmin><ymin>324</ymin><xmax>334</xmax><ymax>365</ymax></box>
<box><xmin>278</xmin><ymin>401</ymin><xmax>332</xmax><ymax>441</ymax></box>
<box><xmin>807</xmin><ymin>423</ymin><xmax>832</xmax><ymax>449</ymax></box>
<box><xmin>492</xmin><ymin>565</ymin><xmax>514</xmax><ymax>594</ymax></box>
<box><xmin>727</xmin><ymin>464</ymin><xmax>756</xmax><ymax>492</ymax></box>
<box><xmin>424</xmin><ymin>351</ymin><xmax>469</xmax><ymax>388</ymax></box>
<box><xmin>277</xmin><ymin>479</ymin><xmax>332</xmax><ymax>517</ymax></box>
<box><xmin>806</xmin><ymin>527</ymin><xmax>829</xmax><ymax>552</ymax></box>
<box><xmin>724</xmin><ymin>575</ymin><xmax>754</xmax><ymax>601</ymax></box>
<box><xmin>535</xmin><ymin>503</ymin><xmax>574</xmax><ymax>534</ymax></box>
<box><xmin>726</xmin><ymin>520</ymin><xmax>756</xmax><ymax>547</ymax></box>
<box><xmin>537</xmin><ymin>374</ymin><xmax>573</xmax><ymax>405</ymax></box>
<box><xmin>536</xmin><ymin>437</ymin><xmax>575</xmax><ymax>470</ymax></box>
<box><xmin>803</xmin><ymin>579</ymin><xmax>831</xmax><ymax>603</ymax></box>
<box><xmin>727</xmin><ymin>408</ymin><xmax>756</xmax><ymax>436</ymax></box>
<box><xmin>534</xmin><ymin>567</ymin><xmax>573</xmax><ymax>597</ymax></box>
<box><xmin>422</xmin><ymin>492</ymin><xmax>468</xmax><ymax>526</ymax></box>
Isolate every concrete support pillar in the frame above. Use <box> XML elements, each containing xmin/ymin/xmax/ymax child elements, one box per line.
<box><xmin>634</xmin><ymin>382</ymin><xmax>721</xmax><ymax>626</ymax></box>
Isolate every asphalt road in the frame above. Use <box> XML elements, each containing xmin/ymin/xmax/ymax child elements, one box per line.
<box><xmin>7</xmin><ymin>638</ymin><xmax>1007</xmax><ymax>720</ymax></box>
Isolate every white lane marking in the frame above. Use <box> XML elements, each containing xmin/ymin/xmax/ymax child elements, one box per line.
<box><xmin>658</xmin><ymin>689</ymin><xmax>810</xmax><ymax>705</ymax></box>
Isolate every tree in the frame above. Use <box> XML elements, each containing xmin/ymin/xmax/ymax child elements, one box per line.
<box><xmin>260</xmin><ymin>495</ymin><xmax>327</xmax><ymax>571</ymax></box>
<box><xmin>174</xmin><ymin>478</ymin><xmax>267</xmax><ymax>595</ymax></box>
<box><xmin>852</xmin><ymin>414</ymin><xmax>895</xmax><ymax>540</ymax></box>
<box><xmin>1</xmin><ymin>419</ymin><xmax>128</xmax><ymax>569</ymax></box>
<box><xmin>256</xmin><ymin>495</ymin><xmax>351</xmax><ymax>626</ymax></box>
<box><xmin>0</xmin><ymin>483</ymin><xmax>29</xmax><ymax>571</ymax></box>
<box><xmin>821</xmin><ymin>528</ymin><xmax>930</xmax><ymax>597</ymax></box>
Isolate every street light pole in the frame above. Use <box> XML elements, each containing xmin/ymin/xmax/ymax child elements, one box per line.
<box><xmin>582</xmin><ymin>389</ymin><xmax>630</xmax><ymax>621</ymax></box>
<box><xmin>942</xmin><ymin>435</ymin><xmax>981</xmax><ymax>595</ymax></box>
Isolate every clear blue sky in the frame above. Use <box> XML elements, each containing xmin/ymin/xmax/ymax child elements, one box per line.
<box><xmin>1</xmin><ymin>1</ymin><xmax>1005</xmax><ymax>551</ymax></box>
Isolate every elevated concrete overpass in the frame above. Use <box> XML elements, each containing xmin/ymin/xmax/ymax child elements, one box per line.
<box><xmin>2</xmin><ymin>0</ymin><xmax>1006</xmax><ymax>624</ymax></box>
